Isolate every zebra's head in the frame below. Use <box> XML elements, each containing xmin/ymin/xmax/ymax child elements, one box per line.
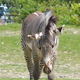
<box><xmin>38</xmin><ymin>16</ymin><xmax>63</xmax><ymax>74</ymax></box>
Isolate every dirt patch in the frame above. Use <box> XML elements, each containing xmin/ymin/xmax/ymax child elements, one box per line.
<box><xmin>0</xmin><ymin>60</ymin><xmax>80</xmax><ymax>79</ymax></box>
<box><xmin>64</xmin><ymin>28</ymin><xmax>80</xmax><ymax>34</ymax></box>
<box><xmin>0</xmin><ymin>28</ymin><xmax>80</xmax><ymax>37</ymax></box>
<box><xmin>0</xmin><ymin>30</ymin><xmax>20</xmax><ymax>37</ymax></box>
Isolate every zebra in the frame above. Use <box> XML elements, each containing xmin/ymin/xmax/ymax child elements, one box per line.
<box><xmin>21</xmin><ymin>10</ymin><xmax>63</xmax><ymax>80</ymax></box>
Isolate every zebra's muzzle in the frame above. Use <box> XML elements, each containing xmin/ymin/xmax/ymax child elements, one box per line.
<box><xmin>43</xmin><ymin>57</ymin><xmax>53</xmax><ymax>74</ymax></box>
<box><xmin>43</xmin><ymin>66</ymin><xmax>51</xmax><ymax>74</ymax></box>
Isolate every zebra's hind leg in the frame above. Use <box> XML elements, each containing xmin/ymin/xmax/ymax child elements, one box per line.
<box><xmin>24</xmin><ymin>48</ymin><xmax>34</xmax><ymax>80</ymax></box>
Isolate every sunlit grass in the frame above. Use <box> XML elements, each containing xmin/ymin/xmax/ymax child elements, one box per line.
<box><xmin>0</xmin><ymin>23</ymin><xmax>21</xmax><ymax>31</ymax></box>
<box><xmin>58</xmin><ymin>32</ymin><xmax>80</xmax><ymax>64</ymax></box>
<box><xmin>0</xmin><ymin>36</ymin><xmax>25</xmax><ymax>63</ymax></box>
<box><xmin>0</xmin><ymin>23</ymin><xmax>80</xmax><ymax>79</ymax></box>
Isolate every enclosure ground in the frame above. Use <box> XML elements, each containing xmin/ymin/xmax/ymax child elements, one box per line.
<box><xmin>0</xmin><ymin>24</ymin><xmax>80</xmax><ymax>79</ymax></box>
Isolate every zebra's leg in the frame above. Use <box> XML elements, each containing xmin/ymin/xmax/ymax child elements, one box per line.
<box><xmin>33</xmin><ymin>55</ymin><xmax>40</xmax><ymax>80</ymax></box>
<box><xmin>48</xmin><ymin>57</ymin><xmax>56</xmax><ymax>80</ymax></box>
<box><xmin>33</xmin><ymin>55</ymin><xmax>43</xmax><ymax>80</ymax></box>
<box><xmin>48</xmin><ymin>71</ymin><xmax>55</xmax><ymax>80</ymax></box>
<box><xmin>38</xmin><ymin>59</ymin><xmax>44</xmax><ymax>78</ymax></box>
<box><xmin>24</xmin><ymin>48</ymin><xmax>34</xmax><ymax>80</ymax></box>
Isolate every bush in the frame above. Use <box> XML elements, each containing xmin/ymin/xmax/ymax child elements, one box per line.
<box><xmin>70</xmin><ymin>14</ymin><xmax>80</xmax><ymax>25</ymax></box>
<box><xmin>20</xmin><ymin>0</ymin><xmax>38</xmax><ymax>20</ymax></box>
<box><xmin>9</xmin><ymin>0</ymin><xmax>80</xmax><ymax>26</ymax></box>
<box><xmin>71</xmin><ymin>3</ymin><xmax>80</xmax><ymax>16</ymax></box>
<box><xmin>69</xmin><ymin>3</ymin><xmax>80</xmax><ymax>25</ymax></box>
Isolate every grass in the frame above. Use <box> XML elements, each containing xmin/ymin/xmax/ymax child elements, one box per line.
<box><xmin>0</xmin><ymin>23</ymin><xmax>21</xmax><ymax>31</ymax></box>
<box><xmin>0</xmin><ymin>35</ymin><xmax>27</xmax><ymax>73</ymax></box>
<box><xmin>58</xmin><ymin>24</ymin><xmax>80</xmax><ymax>28</ymax></box>
<box><xmin>66</xmin><ymin>25</ymin><xmax>80</xmax><ymax>28</ymax></box>
<box><xmin>0</xmin><ymin>36</ymin><xmax>24</xmax><ymax>63</ymax></box>
<box><xmin>55</xmin><ymin>32</ymin><xmax>80</xmax><ymax>74</ymax></box>
<box><xmin>0</xmin><ymin>23</ymin><xmax>80</xmax><ymax>79</ymax></box>
<box><xmin>59</xmin><ymin>32</ymin><xmax>80</xmax><ymax>64</ymax></box>
<box><xmin>0</xmin><ymin>23</ymin><xmax>80</xmax><ymax>32</ymax></box>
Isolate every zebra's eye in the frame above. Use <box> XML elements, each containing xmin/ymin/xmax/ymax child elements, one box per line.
<box><xmin>53</xmin><ymin>30</ymin><xmax>56</xmax><ymax>33</ymax></box>
<box><xmin>52</xmin><ymin>45</ymin><xmax>54</xmax><ymax>48</ymax></box>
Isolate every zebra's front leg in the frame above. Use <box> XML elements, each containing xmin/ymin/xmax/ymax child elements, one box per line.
<box><xmin>48</xmin><ymin>57</ymin><xmax>56</xmax><ymax>80</ymax></box>
<box><xmin>25</xmin><ymin>56</ymin><xmax>34</xmax><ymax>80</ymax></box>
<box><xmin>24</xmin><ymin>49</ymin><xmax>34</xmax><ymax>80</ymax></box>
<box><xmin>33</xmin><ymin>55</ymin><xmax>43</xmax><ymax>80</ymax></box>
<box><xmin>48</xmin><ymin>71</ymin><xmax>55</xmax><ymax>80</ymax></box>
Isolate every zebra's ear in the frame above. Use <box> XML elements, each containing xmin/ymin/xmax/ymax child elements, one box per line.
<box><xmin>57</xmin><ymin>27</ymin><xmax>63</xmax><ymax>33</ymax></box>
<box><xmin>57</xmin><ymin>25</ymin><xmax>65</xmax><ymax>34</ymax></box>
<box><xmin>53</xmin><ymin>27</ymin><xmax>64</xmax><ymax>35</ymax></box>
<box><xmin>44</xmin><ymin>10</ymin><xmax>53</xmax><ymax>26</ymax></box>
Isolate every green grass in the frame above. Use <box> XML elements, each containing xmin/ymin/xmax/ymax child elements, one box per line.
<box><xmin>55</xmin><ymin>32</ymin><xmax>80</xmax><ymax>73</ymax></box>
<box><xmin>0</xmin><ymin>36</ymin><xmax>24</xmax><ymax>62</ymax></box>
<box><xmin>0</xmin><ymin>35</ymin><xmax>27</xmax><ymax>72</ymax></box>
<box><xmin>57</xmin><ymin>24</ymin><xmax>80</xmax><ymax>28</ymax></box>
<box><xmin>66</xmin><ymin>25</ymin><xmax>80</xmax><ymax>28</ymax></box>
<box><xmin>58</xmin><ymin>32</ymin><xmax>80</xmax><ymax>64</ymax></box>
<box><xmin>1</xmin><ymin>32</ymin><xmax>80</xmax><ymax>65</ymax></box>
<box><xmin>0</xmin><ymin>23</ymin><xmax>80</xmax><ymax>32</ymax></box>
<box><xmin>0</xmin><ymin>23</ymin><xmax>80</xmax><ymax>79</ymax></box>
<box><xmin>0</xmin><ymin>23</ymin><xmax>21</xmax><ymax>31</ymax></box>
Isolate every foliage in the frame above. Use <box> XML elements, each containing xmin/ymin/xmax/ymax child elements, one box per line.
<box><xmin>19</xmin><ymin>0</ymin><xmax>38</xmax><ymax>20</ymax></box>
<box><xmin>0</xmin><ymin>0</ymin><xmax>80</xmax><ymax>25</ymax></box>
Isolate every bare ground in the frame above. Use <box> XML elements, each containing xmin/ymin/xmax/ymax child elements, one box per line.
<box><xmin>0</xmin><ymin>28</ymin><xmax>80</xmax><ymax>37</ymax></box>
<box><xmin>0</xmin><ymin>60</ymin><xmax>80</xmax><ymax>79</ymax></box>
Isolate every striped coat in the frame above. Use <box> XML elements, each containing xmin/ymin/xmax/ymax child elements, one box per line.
<box><xmin>21</xmin><ymin>10</ymin><xmax>63</xmax><ymax>80</ymax></box>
